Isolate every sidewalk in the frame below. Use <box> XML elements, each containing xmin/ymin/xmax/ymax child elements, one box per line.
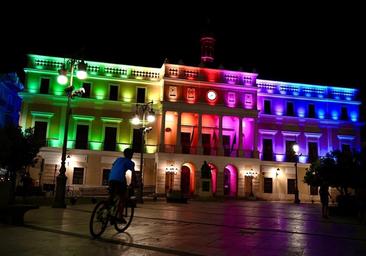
<box><xmin>1</xmin><ymin>200</ymin><xmax>366</xmax><ymax>255</ymax></box>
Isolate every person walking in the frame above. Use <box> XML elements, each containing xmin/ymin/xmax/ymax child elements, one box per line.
<box><xmin>319</xmin><ymin>184</ymin><xmax>331</xmax><ymax>218</ymax></box>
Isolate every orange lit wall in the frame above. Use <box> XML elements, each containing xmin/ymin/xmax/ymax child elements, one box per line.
<box><xmin>181</xmin><ymin>113</ymin><xmax>198</xmax><ymax>147</ymax></box>
<box><xmin>164</xmin><ymin>111</ymin><xmax>178</xmax><ymax>146</ymax></box>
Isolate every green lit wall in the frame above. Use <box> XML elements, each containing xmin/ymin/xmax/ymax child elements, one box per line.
<box><xmin>21</xmin><ymin>54</ymin><xmax>164</xmax><ymax>153</ymax></box>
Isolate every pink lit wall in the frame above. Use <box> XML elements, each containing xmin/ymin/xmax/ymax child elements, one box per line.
<box><xmin>222</xmin><ymin>116</ymin><xmax>239</xmax><ymax>150</ymax></box>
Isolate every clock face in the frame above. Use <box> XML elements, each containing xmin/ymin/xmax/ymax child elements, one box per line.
<box><xmin>207</xmin><ymin>90</ymin><xmax>217</xmax><ymax>101</ymax></box>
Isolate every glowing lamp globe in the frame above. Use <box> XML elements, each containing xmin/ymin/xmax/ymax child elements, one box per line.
<box><xmin>57</xmin><ymin>74</ymin><xmax>68</xmax><ymax>85</ymax></box>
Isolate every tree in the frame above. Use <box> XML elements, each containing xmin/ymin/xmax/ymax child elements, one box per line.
<box><xmin>0</xmin><ymin>124</ymin><xmax>42</xmax><ymax>203</ymax></box>
<box><xmin>304</xmin><ymin>149</ymin><xmax>364</xmax><ymax>196</ymax></box>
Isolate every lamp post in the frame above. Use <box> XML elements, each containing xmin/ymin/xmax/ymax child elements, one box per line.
<box><xmin>245</xmin><ymin>169</ymin><xmax>257</xmax><ymax>197</ymax></box>
<box><xmin>131</xmin><ymin>101</ymin><xmax>155</xmax><ymax>204</ymax></box>
<box><xmin>52</xmin><ymin>59</ymin><xmax>87</xmax><ymax>208</ymax></box>
<box><xmin>292</xmin><ymin>143</ymin><xmax>301</xmax><ymax>204</ymax></box>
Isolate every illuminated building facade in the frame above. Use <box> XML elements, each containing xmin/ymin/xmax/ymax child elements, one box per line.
<box><xmin>20</xmin><ymin>52</ymin><xmax>362</xmax><ymax>201</ymax></box>
<box><xmin>21</xmin><ymin>55</ymin><xmax>163</xmax><ymax>192</ymax></box>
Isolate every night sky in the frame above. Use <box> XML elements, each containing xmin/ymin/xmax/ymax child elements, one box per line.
<box><xmin>1</xmin><ymin>3</ymin><xmax>365</xmax><ymax>93</ymax></box>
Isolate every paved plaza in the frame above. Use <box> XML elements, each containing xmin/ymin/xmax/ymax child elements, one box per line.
<box><xmin>1</xmin><ymin>199</ymin><xmax>366</xmax><ymax>255</ymax></box>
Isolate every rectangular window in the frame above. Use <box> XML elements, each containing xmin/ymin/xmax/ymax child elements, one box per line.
<box><xmin>72</xmin><ymin>167</ymin><xmax>84</xmax><ymax>184</ymax></box>
<box><xmin>264</xmin><ymin>178</ymin><xmax>273</xmax><ymax>193</ymax></box>
<box><xmin>34</xmin><ymin>121</ymin><xmax>48</xmax><ymax>147</ymax></box>
<box><xmin>308</xmin><ymin>104</ymin><xmax>315</xmax><ymax>118</ymax></box>
<box><xmin>262</xmin><ymin>139</ymin><xmax>273</xmax><ymax>161</ymax></box>
<box><xmin>109</xmin><ymin>85</ymin><xmax>118</xmax><ymax>101</ymax></box>
<box><xmin>308</xmin><ymin>142</ymin><xmax>318</xmax><ymax>163</ymax></box>
<box><xmin>287</xmin><ymin>179</ymin><xmax>295</xmax><ymax>194</ymax></box>
<box><xmin>82</xmin><ymin>83</ymin><xmax>91</xmax><ymax>98</ymax></box>
<box><xmin>342</xmin><ymin>144</ymin><xmax>351</xmax><ymax>153</ymax></box>
<box><xmin>223</xmin><ymin>135</ymin><xmax>231</xmax><ymax>156</ymax></box>
<box><xmin>310</xmin><ymin>185</ymin><xmax>318</xmax><ymax>195</ymax></box>
<box><xmin>264</xmin><ymin>100</ymin><xmax>271</xmax><ymax>114</ymax></box>
<box><xmin>244</xmin><ymin>94</ymin><xmax>253</xmax><ymax>109</ymax></box>
<box><xmin>137</xmin><ymin>88</ymin><xmax>146</xmax><ymax>103</ymax></box>
<box><xmin>40</xmin><ymin>78</ymin><xmax>50</xmax><ymax>94</ymax></box>
<box><xmin>104</xmin><ymin>127</ymin><xmax>117</xmax><ymax>151</ymax></box>
<box><xmin>228</xmin><ymin>92</ymin><xmax>236</xmax><ymax>105</ymax></box>
<box><xmin>286</xmin><ymin>140</ymin><xmax>296</xmax><ymax>162</ymax></box>
<box><xmin>186</xmin><ymin>88</ymin><xmax>196</xmax><ymax>102</ymax></box>
<box><xmin>102</xmin><ymin>169</ymin><xmax>111</xmax><ymax>186</ymax></box>
<box><xmin>168</xmin><ymin>86</ymin><xmax>177</xmax><ymax>99</ymax></box>
<box><xmin>75</xmin><ymin>125</ymin><xmax>89</xmax><ymax>149</ymax></box>
<box><xmin>181</xmin><ymin>132</ymin><xmax>191</xmax><ymax>154</ymax></box>
<box><xmin>286</xmin><ymin>102</ymin><xmax>294</xmax><ymax>116</ymax></box>
<box><xmin>202</xmin><ymin>133</ymin><xmax>211</xmax><ymax>155</ymax></box>
<box><xmin>341</xmin><ymin>106</ymin><xmax>348</xmax><ymax>120</ymax></box>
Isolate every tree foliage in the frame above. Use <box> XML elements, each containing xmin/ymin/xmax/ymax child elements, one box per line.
<box><xmin>304</xmin><ymin>149</ymin><xmax>365</xmax><ymax>195</ymax></box>
<box><xmin>0</xmin><ymin>124</ymin><xmax>42</xmax><ymax>176</ymax></box>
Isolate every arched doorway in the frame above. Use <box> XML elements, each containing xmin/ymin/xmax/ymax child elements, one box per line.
<box><xmin>223</xmin><ymin>164</ymin><xmax>238</xmax><ymax>197</ymax></box>
<box><xmin>181</xmin><ymin>163</ymin><xmax>196</xmax><ymax>197</ymax></box>
<box><xmin>208</xmin><ymin>163</ymin><xmax>218</xmax><ymax>196</ymax></box>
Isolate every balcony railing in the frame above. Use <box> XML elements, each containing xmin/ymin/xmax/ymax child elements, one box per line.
<box><xmin>260</xmin><ymin>152</ymin><xmax>313</xmax><ymax>163</ymax></box>
<box><xmin>43</xmin><ymin>139</ymin><xmax>158</xmax><ymax>154</ymax></box>
<box><xmin>160</xmin><ymin>144</ymin><xmax>255</xmax><ymax>158</ymax></box>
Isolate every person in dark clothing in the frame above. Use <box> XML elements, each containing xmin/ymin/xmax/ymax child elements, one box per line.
<box><xmin>319</xmin><ymin>184</ymin><xmax>331</xmax><ymax>218</ymax></box>
<box><xmin>21</xmin><ymin>171</ymin><xmax>33</xmax><ymax>199</ymax></box>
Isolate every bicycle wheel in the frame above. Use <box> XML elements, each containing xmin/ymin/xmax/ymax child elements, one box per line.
<box><xmin>114</xmin><ymin>198</ymin><xmax>135</xmax><ymax>232</ymax></box>
<box><xmin>90</xmin><ymin>201</ymin><xmax>109</xmax><ymax>237</ymax></box>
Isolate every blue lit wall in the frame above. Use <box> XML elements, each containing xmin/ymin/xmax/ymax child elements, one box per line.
<box><xmin>257</xmin><ymin>79</ymin><xmax>361</xmax><ymax>162</ymax></box>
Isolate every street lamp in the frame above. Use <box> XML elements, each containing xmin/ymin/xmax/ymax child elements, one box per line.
<box><xmin>245</xmin><ymin>169</ymin><xmax>257</xmax><ymax>197</ymax></box>
<box><xmin>292</xmin><ymin>143</ymin><xmax>301</xmax><ymax>204</ymax></box>
<box><xmin>52</xmin><ymin>59</ymin><xmax>87</xmax><ymax>208</ymax></box>
<box><xmin>130</xmin><ymin>101</ymin><xmax>155</xmax><ymax>203</ymax></box>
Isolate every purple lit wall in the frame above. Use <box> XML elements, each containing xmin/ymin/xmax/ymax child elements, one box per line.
<box><xmin>242</xmin><ymin>118</ymin><xmax>254</xmax><ymax>152</ymax></box>
<box><xmin>222</xmin><ymin>116</ymin><xmax>239</xmax><ymax>152</ymax></box>
<box><xmin>257</xmin><ymin>79</ymin><xmax>361</xmax><ymax>161</ymax></box>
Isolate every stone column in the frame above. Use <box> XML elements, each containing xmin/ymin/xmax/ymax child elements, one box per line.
<box><xmin>253</xmin><ymin>118</ymin><xmax>259</xmax><ymax>158</ymax></box>
<box><xmin>218</xmin><ymin>115</ymin><xmax>223</xmax><ymax>155</ymax></box>
<box><xmin>197</xmin><ymin>113</ymin><xmax>202</xmax><ymax>154</ymax></box>
<box><xmin>176</xmin><ymin>112</ymin><xmax>181</xmax><ymax>153</ymax></box>
<box><xmin>159</xmin><ymin>110</ymin><xmax>166</xmax><ymax>152</ymax></box>
<box><xmin>238</xmin><ymin>117</ymin><xmax>243</xmax><ymax>157</ymax></box>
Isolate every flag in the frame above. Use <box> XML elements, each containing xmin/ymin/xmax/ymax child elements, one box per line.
<box><xmin>212</xmin><ymin>130</ymin><xmax>218</xmax><ymax>146</ymax></box>
<box><xmin>231</xmin><ymin>133</ymin><xmax>237</xmax><ymax>154</ymax></box>
<box><xmin>190</xmin><ymin>127</ymin><xmax>195</xmax><ymax>144</ymax></box>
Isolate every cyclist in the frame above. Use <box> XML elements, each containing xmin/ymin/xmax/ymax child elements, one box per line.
<box><xmin>108</xmin><ymin>148</ymin><xmax>136</xmax><ymax>223</ymax></box>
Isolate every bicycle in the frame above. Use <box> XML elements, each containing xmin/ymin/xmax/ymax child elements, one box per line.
<box><xmin>89</xmin><ymin>186</ymin><xmax>136</xmax><ymax>237</ymax></box>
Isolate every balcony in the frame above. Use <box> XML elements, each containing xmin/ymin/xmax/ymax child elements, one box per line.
<box><xmin>160</xmin><ymin>144</ymin><xmax>255</xmax><ymax>158</ymax></box>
